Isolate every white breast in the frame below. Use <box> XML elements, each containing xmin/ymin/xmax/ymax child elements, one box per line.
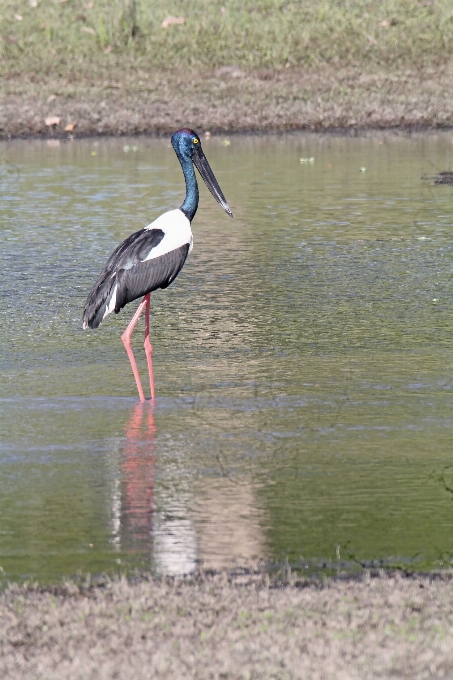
<box><xmin>143</xmin><ymin>209</ymin><xmax>193</xmax><ymax>261</ymax></box>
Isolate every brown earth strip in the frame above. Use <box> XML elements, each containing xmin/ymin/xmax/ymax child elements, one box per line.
<box><xmin>2</xmin><ymin>571</ymin><xmax>453</xmax><ymax>679</ymax></box>
<box><xmin>3</xmin><ymin>65</ymin><xmax>453</xmax><ymax>139</ymax></box>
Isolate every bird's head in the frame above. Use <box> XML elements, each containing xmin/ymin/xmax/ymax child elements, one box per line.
<box><xmin>171</xmin><ymin>128</ymin><xmax>233</xmax><ymax>218</ymax></box>
<box><xmin>171</xmin><ymin>128</ymin><xmax>201</xmax><ymax>159</ymax></box>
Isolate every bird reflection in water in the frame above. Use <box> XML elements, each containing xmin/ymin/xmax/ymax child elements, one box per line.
<box><xmin>115</xmin><ymin>402</ymin><xmax>196</xmax><ymax>575</ymax></box>
<box><xmin>121</xmin><ymin>402</ymin><xmax>156</xmax><ymax>557</ymax></box>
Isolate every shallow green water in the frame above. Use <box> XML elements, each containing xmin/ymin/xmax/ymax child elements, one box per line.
<box><xmin>1</xmin><ymin>132</ymin><xmax>453</xmax><ymax>583</ymax></box>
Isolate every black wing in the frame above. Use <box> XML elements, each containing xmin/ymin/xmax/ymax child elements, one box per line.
<box><xmin>113</xmin><ymin>243</ymin><xmax>190</xmax><ymax>310</ymax></box>
<box><xmin>89</xmin><ymin>227</ymin><xmax>165</xmax><ymax>293</ymax></box>
<box><xmin>83</xmin><ymin>228</ymin><xmax>190</xmax><ymax>329</ymax></box>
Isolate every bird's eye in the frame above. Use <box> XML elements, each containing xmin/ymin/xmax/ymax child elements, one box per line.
<box><xmin>193</xmin><ymin>138</ymin><xmax>199</xmax><ymax>144</ymax></box>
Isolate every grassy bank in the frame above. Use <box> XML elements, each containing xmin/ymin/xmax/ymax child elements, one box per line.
<box><xmin>2</xmin><ymin>571</ymin><xmax>453</xmax><ymax>679</ymax></box>
<box><xmin>3</xmin><ymin>0</ymin><xmax>453</xmax><ymax>72</ymax></box>
<box><xmin>2</xmin><ymin>1</ymin><xmax>453</xmax><ymax>136</ymax></box>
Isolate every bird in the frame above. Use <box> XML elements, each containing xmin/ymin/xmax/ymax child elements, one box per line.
<box><xmin>82</xmin><ymin>128</ymin><xmax>233</xmax><ymax>402</ymax></box>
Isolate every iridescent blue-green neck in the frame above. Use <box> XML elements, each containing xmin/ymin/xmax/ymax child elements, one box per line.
<box><xmin>179</xmin><ymin>155</ymin><xmax>199</xmax><ymax>222</ymax></box>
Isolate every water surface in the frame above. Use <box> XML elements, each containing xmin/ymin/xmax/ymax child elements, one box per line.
<box><xmin>1</xmin><ymin>132</ymin><xmax>453</xmax><ymax>583</ymax></box>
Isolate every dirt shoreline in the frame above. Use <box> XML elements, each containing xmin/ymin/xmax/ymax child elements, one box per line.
<box><xmin>3</xmin><ymin>66</ymin><xmax>453</xmax><ymax>139</ymax></box>
<box><xmin>2</xmin><ymin>570</ymin><xmax>453</xmax><ymax>679</ymax></box>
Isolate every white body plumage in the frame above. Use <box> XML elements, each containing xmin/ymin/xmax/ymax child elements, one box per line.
<box><xmin>143</xmin><ymin>209</ymin><xmax>193</xmax><ymax>258</ymax></box>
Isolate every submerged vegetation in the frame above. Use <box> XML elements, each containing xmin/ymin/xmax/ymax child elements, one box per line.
<box><xmin>2</xmin><ymin>0</ymin><xmax>453</xmax><ymax>76</ymax></box>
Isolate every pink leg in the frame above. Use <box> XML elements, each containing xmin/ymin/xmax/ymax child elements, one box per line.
<box><xmin>121</xmin><ymin>297</ymin><xmax>148</xmax><ymax>403</ymax></box>
<box><xmin>143</xmin><ymin>294</ymin><xmax>155</xmax><ymax>400</ymax></box>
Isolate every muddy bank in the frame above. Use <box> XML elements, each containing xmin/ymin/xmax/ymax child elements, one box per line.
<box><xmin>3</xmin><ymin>66</ymin><xmax>453</xmax><ymax>139</ymax></box>
<box><xmin>2</xmin><ymin>571</ymin><xmax>453</xmax><ymax>679</ymax></box>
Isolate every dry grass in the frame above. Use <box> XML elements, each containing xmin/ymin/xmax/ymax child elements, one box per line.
<box><xmin>2</xmin><ymin>571</ymin><xmax>453</xmax><ymax>679</ymax></box>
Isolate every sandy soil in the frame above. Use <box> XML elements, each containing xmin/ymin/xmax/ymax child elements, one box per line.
<box><xmin>3</xmin><ymin>65</ymin><xmax>453</xmax><ymax>139</ymax></box>
<box><xmin>1</xmin><ymin>571</ymin><xmax>453</xmax><ymax>679</ymax></box>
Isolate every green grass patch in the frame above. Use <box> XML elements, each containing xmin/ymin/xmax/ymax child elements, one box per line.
<box><xmin>2</xmin><ymin>0</ymin><xmax>453</xmax><ymax>78</ymax></box>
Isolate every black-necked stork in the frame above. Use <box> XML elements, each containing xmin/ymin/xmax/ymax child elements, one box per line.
<box><xmin>82</xmin><ymin>128</ymin><xmax>233</xmax><ymax>402</ymax></box>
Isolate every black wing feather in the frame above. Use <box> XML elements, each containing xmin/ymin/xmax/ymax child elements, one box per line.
<box><xmin>83</xmin><ymin>228</ymin><xmax>165</xmax><ymax>329</ymax></box>
<box><xmin>103</xmin><ymin>228</ymin><xmax>165</xmax><ymax>272</ymax></box>
<box><xmin>83</xmin><ymin>226</ymin><xmax>189</xmax><ymax>329</ymax></box>
<box><xmin>114</xmin><ymin>244</ymin><xmax>190</xmax><ymax>311</ymax></box>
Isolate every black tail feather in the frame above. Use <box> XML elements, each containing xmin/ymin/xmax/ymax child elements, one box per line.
<box><xmin>82</xmin><ymin>274</ymin><xmax>116</xmax><ymax>329</ymax></box>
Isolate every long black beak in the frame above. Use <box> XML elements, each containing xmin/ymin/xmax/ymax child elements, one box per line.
<box><xmin>193</xmin><ymin>145</ymin><xmax>233</xmax><ymax>218</ymax></box>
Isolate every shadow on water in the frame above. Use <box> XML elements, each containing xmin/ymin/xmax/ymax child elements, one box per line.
<box><xmin>1</xmin><ymin>132</ymin><xmax>453</xmax><ymax>583</ymax></box>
